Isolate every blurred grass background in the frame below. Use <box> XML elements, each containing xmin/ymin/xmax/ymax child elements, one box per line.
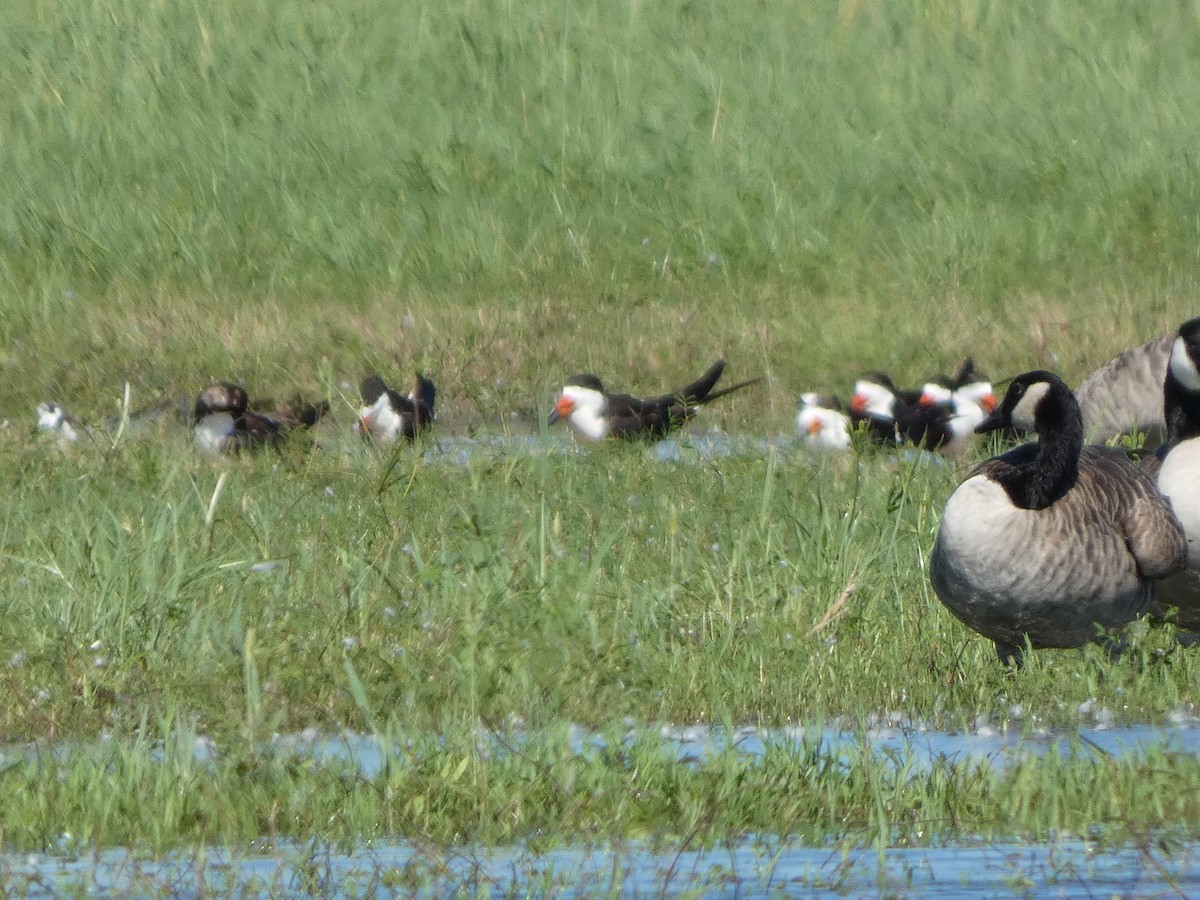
<box><xmin>2</xmin><ymin>0</ymin><xmax>1199</xmax><ymax>425</ymax></box>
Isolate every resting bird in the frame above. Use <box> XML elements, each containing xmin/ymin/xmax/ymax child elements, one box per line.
<box><xmin>796</xmin><ymin>393</ymin><xmax>851</xmax><ymax>450</ymax></box>
<box><xmin>193</xmin><ymin>382</ymin><xmax>327</xmax><ymax>455</ymax></box>
<box><xmin>929</xmin><ymin>370</ymin><xmax>1187</xmax><ymax>666</ymax></box>
<box><xmin>358</xmin><ymin>373</ymin><xmax>437</xmax><ymax>444</ymax></box>
<box><xmin>1076</xmin><ymin>332</ymin><xmax>1173</xmax><ymax>444</ymax></box>
<box><xmin>548</xmin><ymin>359</ymin><xmax>759</xmax><ymax>443</ymax></box>
<box><xmin>1143</xmin><ymin>318</ymin><xmax>1200</xmax><ymax>633</ymax></box>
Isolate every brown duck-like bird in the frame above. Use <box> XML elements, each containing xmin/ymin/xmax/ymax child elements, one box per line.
<box><xmin>930</xmin><ymin>370</ymin><xmax>1187</xmax><ymax>666</ymax></box>
<box><xmin>193</xmin><ymin>382</ymin><xmax>327</xmax><ymax>454</ymax></box>
<box><xmin>548</xmin><ymin>359</ymin><xmax>759</xmax><ymax>442</ymax></box>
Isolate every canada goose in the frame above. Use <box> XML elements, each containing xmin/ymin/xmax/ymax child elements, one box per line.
<box><xmin>358</xmin><ymin>373</ymin><xmax>437</xmax><ymax>443</ymax></box>
<box><xmin>1075</xmin><ymin>332</ymin><xmax>1174</xmax><ymax>444</ymax></box>
<box><xmin>929</xmin><ymin>370</ymin><xmax>1188</xmax><ymax>665</ymax></box>
<box><xmin>193</xmin><ymin>382</ymin><xmax>328</xmax><ymax>454</ymax></box>
<box><xmin>1146</xmin><ymin>318</ymin><xmax>1200</xmax><ymax>631</ymax></box>
<box><xmin>548</xmin><ymin>359</ymin><xmax>760</xmax><ymax>443</ymax></box>
<box><xmin>796</xmin><ymin>393</ymin><xmax>851</xmax><ymax>450</ymax></box>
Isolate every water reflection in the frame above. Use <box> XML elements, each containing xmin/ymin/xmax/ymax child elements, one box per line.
<box><xmin>254</xmin><ymin>720</ymin><xmax>1200</xmax><ymax>780</ymax></box>
<box><xmin>6</xmin><ymin>835</ymin><xmax>1198</xmax><ymax>897</ymax></box>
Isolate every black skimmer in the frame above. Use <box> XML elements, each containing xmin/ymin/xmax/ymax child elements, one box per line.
<box><xmin>916</xmin><ymin>367</ymin><xmax>998</xmax><ymax>455</ymax></box>
<box><xmin>930</xmin><ymin>370</ymin><xmax>1187</xmax><ymax>666</ymax></box>
<box><xmin>851</xmin><ymin>360</ymin><xmax>993</xmax><ymax>452</ymax></box>
<box><xmin>850</xmin><ymin>373</ymin><xmax>954</xmax><ymax>450</ymax></box>
<box><xmin>796</xmin><ymin>393</ymin><xmax>850</xmax><ymax>450</ymax></box>
<box><xmin>193</xmin><ymin>382</ymin><xmax>327</xmax><ymax>454</ymax></box>
<box><xmin>358</xmin><ymin>373</ymin><xmax>436</xmax><ymax>443</ymax></box>
<box><xmin>548</xmin><ymin>359</ymin><xmax>759</xmax><ymax>443</ymax></box>
<box><xmin>35</xmin><ymin>402</ymin><xmax>86</xmax><ymax>446</ymax></box>
<box><xmin>847</xmin><ymin>375</ymin><xmax>902</xmax><ymax>444</ymax></box>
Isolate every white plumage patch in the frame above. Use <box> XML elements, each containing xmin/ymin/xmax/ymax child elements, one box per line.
<box><xmin>360</xmin><ymin>393</ymin><xmax>403</xmax><ymax>443</ymax></box>
<box><xmin>1170</xmin><ymin>336</ymin><xmax>1200</xmax><ymax>392</ymax></box>
<box><xmin>560</xmin><ymin>385</ymin><xmax>609</xmax><ymax>442</ymax></box>
<box><xmin>1009</xmin><ymin>381</ymin><xmax>1049</xmax><ymax>433</ymax></box>
<box><xmin>796</xmin><ymin>399</ymin><xmax>850</xmax><ymax>450</ymax></box>
<box><xmin>193</xmin><ymin>412</ymin><xmax>235</xmax><ymax>455</ymax></box>
<box><xmin>36</xmin><ymin>403</ymin><xmax>80</xmax><ymax>443</ymax></box>
<box><xmin>851</xmin><ymin>381</ymin><xmax>894</xmax><ymax>417</ymax></box>
<box><xmin>1160</xmin><ymin>439</ymin><xmax>1200</xmax><ymax>567</ymax></box>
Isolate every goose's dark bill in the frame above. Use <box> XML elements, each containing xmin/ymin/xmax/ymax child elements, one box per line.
<box><xmin>548</xmin><ymin>361</ymin><xmax>759</xmax><ymax>443</ymax></box>
<box><xmin>359</xmin><ymin>373</ymin><xmax>436</xmax><ymax>443</ymax></box>
<box><xmin>931</xmin><ymin>370</ymin><xmax>1187</xmax><ymax>666</ymax></box>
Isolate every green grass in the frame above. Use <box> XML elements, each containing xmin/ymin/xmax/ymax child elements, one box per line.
<box><xmin>3</xmin><ymin>718</ymin><xmax>1200</xmax><ymax>854</ymax></box>
<box><xmin>3</xmin><ymin>0</ymin><xmax>1200</xmax><ymax>857</ymax></box>
<box><xmin>6</xmin><ymin>433</ymin><xmax>1200</xmax><ymax>745</ymax></box>
<box><xmin>3</xmin><ymin>432</ymin><xmax>1200</xmax><ymax>853</ymax></box>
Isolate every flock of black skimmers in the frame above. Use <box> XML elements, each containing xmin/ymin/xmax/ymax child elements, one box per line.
<box><xmin>26</xmin><ymin>316</ymin><xmax>1200</xmax><ymax>668</ymax></box>
<box><xmin>26</xmin><ymin>325</ymin><xmax>1178</xmax><ymax>456</ymax></box>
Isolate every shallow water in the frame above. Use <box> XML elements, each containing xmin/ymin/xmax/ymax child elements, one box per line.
<box><xmin>250</xmin><ymin>718</ymin><xmax>1200</xmax><ymax>780</ymax></box>
<box><xmin>6</xmin><ymin>835</ymin><xmax>1199</xmax><ymax>897</ymax></box>
<box><xmin>6</xmin><ymin>722</ymin><xmax>1200</xmax><ymax>895</ymax></box>
<box><xmin>364</xmin><ymin>426</ymin><xmax>947</xmax><ymax>466</ymax></box>
<box><xmin>416</xmin><ymin>430</ymin><xmax>794</xmax><ymax>466</ymax></box>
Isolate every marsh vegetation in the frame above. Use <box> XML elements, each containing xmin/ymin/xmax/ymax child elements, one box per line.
<box><xmin>3</xmin><ymin>0</ymin><xmax>1200</xmax><ymax>890</ymax></box>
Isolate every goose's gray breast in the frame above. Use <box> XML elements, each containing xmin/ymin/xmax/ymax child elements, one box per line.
<box><xmin>1154</xmin><ymin>439</ymin><xmax>1200</xmax><ymax>628</ymax></box>
<box><xmin>930</xmin><ymin>468</ymin><xmax>1162</xmax><ymax>650</ymax></box>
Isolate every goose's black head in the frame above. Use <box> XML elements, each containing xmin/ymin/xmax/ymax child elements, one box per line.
<box><xmin>976</xmin><ymin>370</ymin><xmax>1083</xmax><ymax>510</ymax></box>
<box><xmin>975</xmin><ymin>370</ymin><xmax>1079</xmax><ymax>438</ymax></box>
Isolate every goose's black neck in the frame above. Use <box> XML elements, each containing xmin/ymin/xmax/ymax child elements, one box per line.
<box><xmin>997</xmin><ymin>387</ymin><xmax>1083</xmax><ymax>510</ymax></box>
<box><xmin>1165</xmin><ymin>323</ymin><xmax>1200</xmax><ymax>446</ymax></box>
<box><xmin>1164</xmin><ymin>374</ymin><xmax>1200</xmax><ymax>445</ymax></box>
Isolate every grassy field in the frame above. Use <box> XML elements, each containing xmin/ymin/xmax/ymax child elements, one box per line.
<box><xmin>3</xmin><ymin>0</ymin><xmax>1200</xmax><ymax>858</ymax></box>
<box><xmin>3</xmin><ymin>0</ymin><xmax>1200</xmax><ymax>422</ymax></box>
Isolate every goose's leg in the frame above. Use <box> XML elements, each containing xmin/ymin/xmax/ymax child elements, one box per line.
<box><xmin>994</xmin><ymin>640</ymin><xmax>1024</xmax><ymax>669</ymax></box>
